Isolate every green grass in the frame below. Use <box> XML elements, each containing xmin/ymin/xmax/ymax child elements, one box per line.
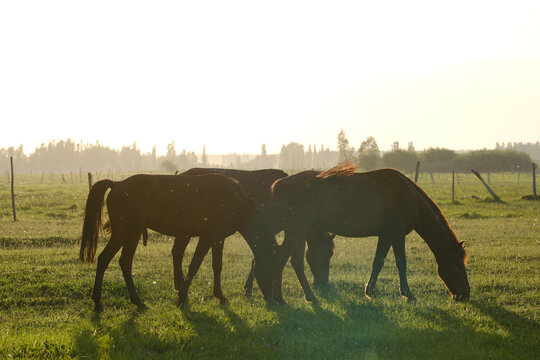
<box><xmin>0</xmin><ymin>172</ymin><xmax>539</xmax><ymax>359</ymax></box>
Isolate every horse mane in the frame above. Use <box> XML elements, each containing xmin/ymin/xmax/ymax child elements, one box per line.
<box><xmin>271</xmin><ymin>162</ymin><xmax>358</xmax><ymax>200</ymax></box>
<box><xmin>316</xmin><ymin>161</ymin><xmax>358</xmax><ymax>178</ymax></box>
<box><xmin>270</xmin><ymin>170</ymin><xmax>318</xmax><ymax>198</ymax></box>
<box><xmin>397</xmin><ymin>170</ymin><xmax>468</xmax><ymax>264</ymax></box>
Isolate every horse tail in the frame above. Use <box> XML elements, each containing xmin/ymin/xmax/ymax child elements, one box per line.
<box><xmin>80</xmin><ymin>179</ymin><xmax>114</xmax><ymax>263</ymax></box>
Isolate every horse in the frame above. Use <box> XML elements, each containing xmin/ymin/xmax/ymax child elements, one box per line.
<box><xmin>79</xmin><ymin>173</ymin><xmax>279</xmax><ymax>312</ymax></box>
<box><xmin>171</xmin><ymin>168</ymin><xmax>336</xmax><ymax>303</ymax></box>
<box><xmin>271</xmin><ymin>162</ymin><xmax>470</xmax><ymax>304</ymax></box>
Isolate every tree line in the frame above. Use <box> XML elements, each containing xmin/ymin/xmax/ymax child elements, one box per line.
<box><xmin>338</xmin><ymin>130</ymin><xmax>536</xmax><ymax>173</ymax></box>
<box><xmin>0</xmin><ymin>139</ymin><xmax>338</xmax><ymax>173</ymax></box>
<box><xmin>2</xmin><ymin>135</ymin><xmax>537</xmax><ymax>174</ymax></box>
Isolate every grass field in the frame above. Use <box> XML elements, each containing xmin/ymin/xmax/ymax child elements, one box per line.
<box><xmin>0</xmin><ymin>171</ymin><xmax>539</xmax><ymax>359</ymax></box>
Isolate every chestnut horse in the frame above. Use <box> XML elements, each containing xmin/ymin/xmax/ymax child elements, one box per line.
<box><xmin>172</xmin><ymin>168</ymin><xmax>335</xmax><ymax>303</ymax></box>
<box><xmin>80</xmin><ymin>174</ymin><xmax>279</xmax><ymax>311</ymax></box>
<box><xmin>271</xmin><ymin>162</ymin><xmax>470</xmax><ymax>304</ymax></box>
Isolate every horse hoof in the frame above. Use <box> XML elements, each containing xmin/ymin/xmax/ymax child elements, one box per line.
<box><xmin>365</xmin><ymin>285</ymin><xmax>376</xmax><ymax>300</ymax></box>
<box><xmin>305</xmin><ymin>296</ymin><xmax>319</xmax><ymax>305</ymax></box>
<box><xmin>178</xmin><ymin>294</ymin><xmax>188</xmax><ymax>307</ymax></box>
<box><xmin>218</xmin><ymin>297</ymin><xmax>229</xmax><ymax>305</ymax></box>
<box><xmin>137</xmin><ymin>303</ymin><xmax>148</xmax><ymax>312</ymax></box>
<box><xmin>403</xmin><ymin>294</ymin><xmax>416</xmax><ymax>303</ymax></box>
<box><xmin>94</xmin><ymin>304</ymin><xmax>104</xmax><ymax>313</ymax></box>
<box><xmin>275</xmin><ymin>297</ymin><xmax>287</xmax><ymax>306</ymax></box>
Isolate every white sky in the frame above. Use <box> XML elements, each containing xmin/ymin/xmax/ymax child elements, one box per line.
<box><xmin>1</xmin><ymin>1</ymin><xmax>539</xmax><ymax>155</ymax></box>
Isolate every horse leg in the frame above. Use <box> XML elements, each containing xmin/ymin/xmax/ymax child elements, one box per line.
<box><xmin>392</xmin><ymin>235</ymin><xmax>416</xmax><ymax>302</ymax></box>
<box><xmin>288</xmin><ymin>229</ymin><xmax>318</xmax><ymax>304</ymax></box>
<box><xmin>211</xmin><ymin>239</ymin><xmax>228</xmax><ymax>304</ymax></box>
<box><xmin>243</xmin><ymin>258</ymin><xmax>255</xmax><ymax>298</ymax></box>
<box><xmin>365</xmin><ymin>235</ymin><xmax>392</xmax><ymax>300</ymax></box>
<box><xmin>266</xmin><ymin>231</ymin><xmax>298</xmax><ymax>305</ymax></box>
<box><xmin>91</xmin><ymin>234</ymin><xmax>123</xmax><ymax>312</ymax></box>
<box><xmin>177</xmin><ymin>236</ymin><xmax>212</xmax><ymax>306</ymax></box>
<box><xmin>172</xmin><ymin>235</ymin><xmax>190</xmax><ymax>291</ymax></box>
<box><xmin>119</xmin><ymin>235</ymin><xmax>146</xmax><ymax>310</ymax></box>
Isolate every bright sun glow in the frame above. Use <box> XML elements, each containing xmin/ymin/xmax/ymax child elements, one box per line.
<box><xmin>1</xmin><ymin>0</ymin><xmax>539</xmax><ymax>155</ymax></box>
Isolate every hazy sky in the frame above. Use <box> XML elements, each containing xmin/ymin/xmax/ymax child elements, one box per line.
<box><xmin>1</xmin><ymin>1</ymin><xmax>539</xmax><ymax>155</ymax></box>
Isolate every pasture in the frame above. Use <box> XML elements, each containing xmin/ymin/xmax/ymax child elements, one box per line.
<box><xmin>1</xmin><ymin>172</ymin><xmax>539</xmax><ymax>359</ymax></box>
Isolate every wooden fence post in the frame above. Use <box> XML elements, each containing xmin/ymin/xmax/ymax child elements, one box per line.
<box><xmin>414</xmin><ymin>161</ymin><xmax>420</xmax><ymax>183</ymax></box>
<box><xmin>10</xmin><ymin>157</ymin><xmax>17</xmax><ymax>221</ymax></box>
<box><xmin>452</xmin><ymin>171</ymin><xmax>455</xmax><ymax>203</ymax></box>
<box><xmin>471</xmin><ymin>169</ymin><xmax>502</xmax><ymax>202</ymax></box>
<box><xmin>533</xmin><ymin>163</ymin><xmax>537</xmax><ymax>197</ymax></box>
<box><xmin>88</xmin><ymin>172</ymin><xmax>93</xmax><ymax>190</ymax></box>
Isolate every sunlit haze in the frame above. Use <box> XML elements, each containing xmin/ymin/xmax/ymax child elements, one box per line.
<box><xmin>1</xmin><ymin>1</ymin><xmax>539</xmax><ymax>155</ymax></box>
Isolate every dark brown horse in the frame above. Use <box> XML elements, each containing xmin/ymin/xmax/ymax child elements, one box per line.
<box><xmin>170</xmin><ymin>168</ymin><xmax>285</xmax><ymax>303</ymax></box>
<box><xmin>80</xmin><ymin>174</ymin><xmax>279</xmax><ymax>311</ymax></box>
<box><xmin>271</xmin><ymin>162</ymin><xmax>470</xmax><ymax>304</ymax></box>
<box><xmin>171</xmin><ymin>168</ymin><xmax>335</xmax><ymax>303</ymax></box>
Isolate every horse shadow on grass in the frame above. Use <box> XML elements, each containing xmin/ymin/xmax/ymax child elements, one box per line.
<box><xmin>71</xmin><ymin>287</ymin><xmax>539</xmax><ymax>359</ymax></box>
<box><xmin>313</xmin><ymin>280</ymin><xmax>540</xmax><ymax>359</ymax></box>
<box><xmin>407</xmin><ymin>299</ymin><xmax>540</xmax><ymax>359</ymax></box>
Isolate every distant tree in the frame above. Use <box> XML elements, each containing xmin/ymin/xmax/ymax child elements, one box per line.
<box><xmin>356</xmin><ymin>136</ymin><xmax>380</xmax><ymax>171</ymax></box>
<box><xmin>160</xmin><ymin>159</ymin><xmax>177</xmax><ymax>173</ymax></box>
<box><xmin>245</xmin><ymin>143</ymin><xmax>276</xmax><ymax>169</ymax></box>
<box><xmin>166</xmin><ymin>141</ymin><xmax>176</xmax><ymax>160</ymax></box>
<box><xmin>454</xmin><ymin>149</ymin><xmax>532</xmax><ymax>172</ymax></box>
<box><xmin>279</xmin><ymin>142</ymin><xmax>305</xmax><ymax>170</ymax></box>
<box><xmin>305</xmin><ymin>145</ymin><xmax>313</xmax><ymax>169</ymax></box>
<box><xmin>119</xmin><ymin>142</ymin><xmax>141</xmax><ymax>171</ymax></box>
<box><xmin>391</xmin><ymin>141</ymin><xmax>400</xmax><ymax>151</ymax></box>
<box><xmin>502</xmin><ymin>141</ymin><xmax>540</xmax><ymax>164</ymax></box>
<box><xmin>337</xmin><ymin>129</ymin><xmax>354</xmax><ymax>162</ymax></box>
<box><xmin>313</xmin><ymin>144</ymin><xmax>339</xmax><ymax>169</ymax></box>
<box><xmin>178</xmin><ymin>149</ymin><xmax>197</xmax><ymax>170</ymax></box>
<box><xmin>222</xmin><ymin>153</ymin><xmax>242</xmax><ymax>169</ymax></box>
<box><xmin>201</xmin><ymin>145</ymin><xmax>208</xmax><ymax>167</ymax></box>
<box><xmin>382</xmin><ymin>149</ymin><xmax>418</xmax><ymax>172</ymax></box>
<box><xmin>419</xmin><ymin>148</ymin><xmax>457</xmax><ymax>173</ymax></box>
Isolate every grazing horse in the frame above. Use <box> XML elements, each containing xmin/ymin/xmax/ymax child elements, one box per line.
<box><xmin>79</xmin><ymin>174</ymin><xmax>279</xmax><ymax>311</ymax></box>
<box><xmin>172</xmin><ymin>168</ymin><xmax>335</xmax><ymax>303</ymax></box>
<box><xmin>271</xmin><ymin>162</ymin><xmax>470</xmax><ymax>304</ymax></box>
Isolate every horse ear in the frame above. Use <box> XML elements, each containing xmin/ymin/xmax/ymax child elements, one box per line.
<box><xmin>458</xmin><ymin>241</ymin><xmax>465</xmax><ymax>248</ymax></box>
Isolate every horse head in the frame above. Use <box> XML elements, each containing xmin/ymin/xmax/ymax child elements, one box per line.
<box><xmin>240</xmin><ymin>205</ymin><xmax>285</xmax><ymax>302</ymax></box>
<box><xmin>436</xmin><ymin>241</ymin><xmax>470</xmax><ymax>301</ymax></box>
<box><xmin>306</xmin><ymin>231</ymin><xmax>336</xmax><ymax>286</ymax></box>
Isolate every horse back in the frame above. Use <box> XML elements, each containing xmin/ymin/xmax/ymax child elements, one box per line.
<box><xmin>106</xmin><ymin>174</ymin><xmax>251</xmax><ymax>237</ymax></box>
<box><xmin>181</xmin><ymin>168</ymin><xmax>288</xmax><ymax>203</ymax></box>
<box><xmin>282</xmin><ymin>169</ymin><xmax>422</xmax><ymax>236</ymax></box>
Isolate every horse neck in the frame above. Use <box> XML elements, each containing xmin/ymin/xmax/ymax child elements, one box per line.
<box><xmin>412</xmin><ymin>194</ymin><xmax>457</xmax><ymax>260</ymax></box>
<box><xmin>238</xmin><ymin>210</ymin><xmax>277</xmax><ymax>259</ymax></box>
